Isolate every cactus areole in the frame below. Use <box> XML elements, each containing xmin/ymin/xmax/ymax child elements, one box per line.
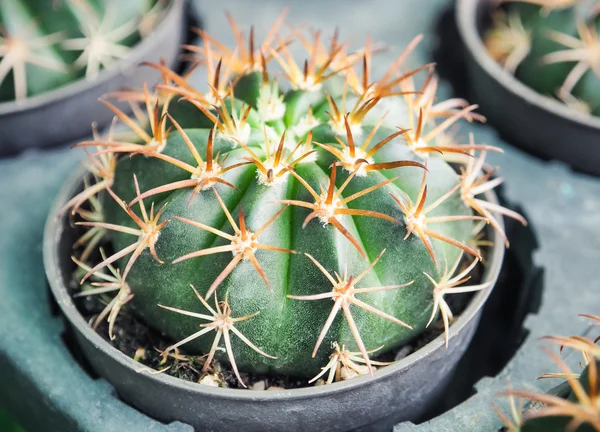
<box><xmin>64</xmin><ymin>14</ymin><xmax>525</xmax><ymax>387</ymax></box>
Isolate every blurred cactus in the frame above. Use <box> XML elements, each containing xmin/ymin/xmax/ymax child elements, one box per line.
<box><xmin>0</xmin><ymin>0</ymin><xmax>165</xmax><ymax>101</ymax></box>
<box><xmin>484</xmin><ymin>0</ymin><xmax>600</xmax><ymax>116</ymax></box>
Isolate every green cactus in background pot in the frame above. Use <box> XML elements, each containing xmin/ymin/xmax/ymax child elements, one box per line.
<box><xmin>0</xmin><ymin>0</ymin><xmax>165</xmax><ymax>101</ymax></box>
<box><xmin>484</xmin><ymin>0</ymin><xmax>600</xmax><ymax>116</ymax></box>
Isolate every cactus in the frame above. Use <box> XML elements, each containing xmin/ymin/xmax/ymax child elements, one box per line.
<box><xmin>64</xmin><ymin>13</ymin><xmax>526</xmax><ymax>387</ymax></box>
<box><xmin>484</xmin><ymin>0</ymin><xmax>600</xmax><ymax>115</ymax></box>
<box><xmin>0</xmin><ymin>0</ymin><xmax>163</xmax><ymax>101</ymax></box>
<box><xmin>496</xmin><ymin>314</ymin><xmax>600</xmax><ymax>431</ymax></box>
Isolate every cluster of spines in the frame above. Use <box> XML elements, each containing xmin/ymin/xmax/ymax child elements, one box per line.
<box><xmin>495</xmin><ymin>314</ymin><xmax>600</xmax><ymax>431</ymax></box>
<box><xmin>63</xmin><ymin>11</ymin><xmax>526</xmax><ymax>387</ymax></box>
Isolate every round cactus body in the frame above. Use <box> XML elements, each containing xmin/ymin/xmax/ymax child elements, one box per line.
<box><xmin>68</xmin><ymin>16</ymin><xmax>524</xmax><ymax>386</ymax></box>
<box><xmin>104</xmin><ymin>130</ymin><xmax>472</xmax><ymax>377</ymax></box>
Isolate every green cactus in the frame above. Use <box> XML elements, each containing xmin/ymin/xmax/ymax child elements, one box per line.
<box><xmin>484</xmin><ymin>0</ymin><xmax>600</xmax><ymax>116</ymax></box>
<box><xmin>64</xmin><ymin>14</ymin><xmax>525</xmax><ymax>387</ymax></box>
<box><xmin>0</xmin><ymin>410</ymin><xmax>25</xmax><ymax>432</ymax></box>
<box><xmin>496</xmin><ymin>314</ymin><xmax>600</xmax><ymax>431</ymax></box>
<box><xmin>0</xmin><ymin>0</ymin><xmax>163</xmax><ymax>102</ymax></box>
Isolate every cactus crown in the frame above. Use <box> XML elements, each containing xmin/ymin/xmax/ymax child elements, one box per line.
<box><xmin>64</xmin><ymin>12</ymin><xmax>525</xmax><ymax>388</ymax></box>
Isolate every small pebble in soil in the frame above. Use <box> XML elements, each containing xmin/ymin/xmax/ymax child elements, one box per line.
<box><xmin>251</xmin><ymin>381</ymin><xmax>266</xmax><ymax>391</ymax></box>
<box><xmin>199</xmin><ymin>374</ymin><xmax>221</xmax><ymax>388</ymax></box>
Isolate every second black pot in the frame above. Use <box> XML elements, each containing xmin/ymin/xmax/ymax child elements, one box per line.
<box><xmin>456</xmin><ymin>0</ymin><xmax>600</xmax><ymax>177</ymax></box>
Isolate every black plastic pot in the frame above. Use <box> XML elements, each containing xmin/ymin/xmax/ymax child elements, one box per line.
<box><xmin>0</xmin><ymin>0</ymin><xmax>187</xmax><ymax>158</ymax></box>
<box><xmin>44</xmin><ymin>171</ymin><xmax>506</xmax><ymax>432</ymax></box>
<box><xmin>456</xmin><ymin>0</ymin><xmax>600</xmax><ymax>177</ymax></box>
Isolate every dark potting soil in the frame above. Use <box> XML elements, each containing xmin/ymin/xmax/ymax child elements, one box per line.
<box><xmin>69</xmin><ymin>253</ymin><xmax>483</xmax><ymax>390</ymax></box>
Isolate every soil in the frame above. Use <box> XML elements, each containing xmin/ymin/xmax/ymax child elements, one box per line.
<box><xmin>70</xmin><ymin>250</ymin><xmax>483</xmax><ymax>390</ymax></box>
